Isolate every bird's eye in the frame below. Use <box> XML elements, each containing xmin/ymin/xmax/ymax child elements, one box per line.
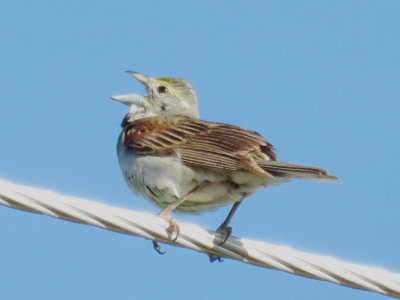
<box><xmin>156</xmin><ymin>86</ymin><xmax>168</xmax><ymax>94</ymax></box>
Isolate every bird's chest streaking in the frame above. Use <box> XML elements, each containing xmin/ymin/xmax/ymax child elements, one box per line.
<box><xmin>116</xmin><ymin>117</ymin><xmax>269</xmax><ymax>213</ymax></box>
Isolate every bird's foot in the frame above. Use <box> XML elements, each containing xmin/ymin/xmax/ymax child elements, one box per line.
<box><xmin>152</xmin><ymin>240</ymin><xmax>166</xmax><ymax>255</ymax></box>
<box><xmin>216</xmin><ymin>223</ymin><xmax>232</xmax><ymax>245</ymax></box>
<box><xmin>160</xmin><ymin>211</ymin><xmax>180</xmax><ymax>241</ymax></box>
<box><xmin>166</xmin><ymin>219</ymin><xmax>180</xmax><ymax>241</ymax></box>
<box><xmin>208</xmin><ymin>254</ymin><xmax>224</xmax><ymax>263</ymax></box>
<box><xmin>208</xmin><ymin>223</ymin><xmax>233</xmax><ymax>263</ymax></box>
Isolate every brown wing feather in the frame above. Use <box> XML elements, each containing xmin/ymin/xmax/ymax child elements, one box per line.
<box><xmin>123</xmin><ymin>116</ymin><xmax>277</xmax><ymax>175</ymax></box>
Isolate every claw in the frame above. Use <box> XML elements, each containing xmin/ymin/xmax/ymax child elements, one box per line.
<box><xmin>159</xmin><ymin>211</ymin><xmax>180</xmax><ymax>241</ymax></box>
<box><xmin>208</xmin><ymin>254</ymin><xmax>224</xmax><ymax>263</ymax></box>
<box><xmin>216</xmin><ymin>224</ymin><xmax>232</xmax><ymax>245</ymax></box>
<box><xmin>166</xmin><ymin>219</ymin><xmax>180</xmax><ymax>241</ymax></box>
<box><xmin>152</xmin><ymin>240</ymin><xmax>166</xmax><ymax>255</ymax></box>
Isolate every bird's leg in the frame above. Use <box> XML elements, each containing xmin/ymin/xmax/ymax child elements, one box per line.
<box><xmin>159</xmin><ymin>183</ymin><xmax>206</xmax><ymax>241</ymax></box>
<box><xmin>216</xmin><ymin>200</ymin><xmax>242</xmax><ymax>244</ymax></box>
<box><xmin>209</xmin><ymin>200</ymin><xmax>243</xmax><ymax>263</ymax></box>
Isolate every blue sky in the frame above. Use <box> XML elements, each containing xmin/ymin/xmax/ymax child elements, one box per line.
<box><xmin>0</xmin><ymin>1</ymin><xmax>399</xmax><ymax>299</ymax></box>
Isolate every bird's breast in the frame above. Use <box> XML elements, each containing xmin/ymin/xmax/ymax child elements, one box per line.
<box><xmin>117</xmin><ymin>132</ymin><xmax>196</xmax><ymax>201</ymax></box>
<box><xmin>116</xmin><ymin>132</ymin><xmax>272</xmax><ymax>213</ymax></box>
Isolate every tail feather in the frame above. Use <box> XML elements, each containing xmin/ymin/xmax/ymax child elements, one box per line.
<box><xmin>257</xmin><ymin>160</ymin><xmax>338</xmax><ymax>182</ymax></box>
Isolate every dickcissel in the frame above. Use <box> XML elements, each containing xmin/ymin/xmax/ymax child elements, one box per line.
<box><xmin>112</xmin><ymin>71</ymin><xmax>337</xmax><ymax>256</ymax></box>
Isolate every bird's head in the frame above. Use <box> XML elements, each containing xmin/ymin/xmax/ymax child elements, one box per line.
<box><xmin>111</xmin><ymin>71</ymin><xmax>199</xmax><ymax>121</ymax></box>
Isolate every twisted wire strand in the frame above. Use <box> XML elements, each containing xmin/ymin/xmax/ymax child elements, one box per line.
<box><xmin>0</xmin><ymin>179</ymin><xmax>399</xmax><ymax>298</ymax></box>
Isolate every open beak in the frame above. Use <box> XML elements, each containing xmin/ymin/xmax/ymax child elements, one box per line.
<box><xmin>126</xmin><ymin>71</ymin><xmax>149</xmax><ymax>85</ymax></box>
<box><xmin>111</xmin><ymin>71</ymin><xmax>151</xmax><ymax>107</ymax></box>
<box><xmin>111</xmin><ymin>93</ymin><xmax>144</xmax><ymax>106</ymax></box>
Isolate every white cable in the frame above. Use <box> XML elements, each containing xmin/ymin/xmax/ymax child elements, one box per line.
<box><xmin>0</xmin><ymin>178</ymin><xmax>399</xmax><ymax>299</ymax></box>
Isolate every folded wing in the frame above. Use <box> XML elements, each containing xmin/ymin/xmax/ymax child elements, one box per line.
<box><xmin>123</xmin><ymin>116</ymin><xmax>336</xmax><ymax>181</ymax></box>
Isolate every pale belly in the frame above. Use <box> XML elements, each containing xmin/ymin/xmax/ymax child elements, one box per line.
<box><xmin>117</xmin><ymin>135</ymin><xmax>270</xmax><ymax>213</ymax></box>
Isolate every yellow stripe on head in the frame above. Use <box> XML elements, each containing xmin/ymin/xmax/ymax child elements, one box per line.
<box><xmin>156</xmin><ymin>77</ymin><xmax>195</xmax><ymax>101</ymax></box>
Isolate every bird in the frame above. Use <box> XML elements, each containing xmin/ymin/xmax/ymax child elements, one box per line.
<box><xmin>112</xmin><ymin>71</ymin><xmax>337</xmax><ymax>257</ymax></box>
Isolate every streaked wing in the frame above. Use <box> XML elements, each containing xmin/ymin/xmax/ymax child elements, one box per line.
<box><xmin>123</xmin><ymin>116</ymin><xmax>276</xmax><ymax>175</ymax></box>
